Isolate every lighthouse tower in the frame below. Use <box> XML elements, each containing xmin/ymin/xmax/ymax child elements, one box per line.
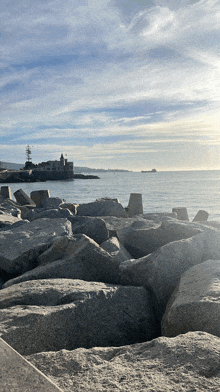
<box><xmin>60</xmin><ymin>153</ymin><xmax>65</xmax><ymax>168</ymax></box>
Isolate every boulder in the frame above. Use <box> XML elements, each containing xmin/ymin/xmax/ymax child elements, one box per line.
<box><xmin>101</xmin><ymin>237</ymin><xmax>132</xmax><ymax>263</ymax></box>
<box><xmin>193</xmin><ymin>210</ymin><xmax>209</xmax><ymax>222</ymax></box>
<box><xmin>162</xmin><ymin>259</ymin><xmax>220</xmax><ymax>338</ymax></box>
<box><xmin>77</xmin><ymin>200</ymin><xmax>127</xmax><ymax>218</ymax></box>
<box><xmin>1</xmin><ymin>186</ymin><xmax>12</xmax><ymax>200</ymax></box>
<box><xmin>26</xmin><ymin>332</ymin><xmax>220</xmax><ymax>392</ymax></box>
<box><xmin>30</xmin><ymin>190</ymin><xmax>50</xmax><ymax>207</ymax></box>
<box><xmin>68</xmin><ymin>216</ymin><xmax>109</xmax><ymax>244</ymax></box>
<box><xmin>14</xmin><ymin>189</ymin><xmax>36</xmax><ymax>207</ymax></box>
<box><xmin>126</xmin><ymin>193</ymin><xmax>143</xmax><ymax>216</ymax></box>
<box><xmin>0</xmin><ymin>202</ymin><xmax>21</xmax><ymax>217</ymax></box>
<box><xmin>0</xmin><ymin>279</ymin><xmax>158</xmax><ymax>355</ymax></box>
<box><xmin>3</xmin><ymin>234</ymin><xmax>121</xmax><ymax>287</ymax></box>
<box><xmin>25</xmin><ymin>207</ymin><xmax>73</xmax><ymax>221</ymax></box>
<box><xmin>0</xmin><ymin>211</ymin><xmax>22</xmax><ymax>230</ymax></box>
<box><xmin>0</xmin><ymin>218</ymin><xmax>72</xmax><ymax>277</ymax></box>
<box><xmin>120</xmin><ymin>228</ymin><xmax>220</xmax><ymax>320</ymax></box>
<box><xmin>60</xmin><ymin>202</ymin><xmax>78</xmax><ymax>214</ymax></box>
<box><xmin>42</xmin><ymin>197</ymin><xmax>64</xmax><ymax>209</ymax></box>
<box><xmin>117</xmin><ymin>218</ymin><xmax>203</xmax><ymax>258</ymax></box>
<box><xmin>172</xmin><ymin>207</ymin><xmax>189</xmax><ymax>221</ymax></box>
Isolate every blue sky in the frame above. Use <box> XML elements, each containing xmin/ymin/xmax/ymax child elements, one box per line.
<box><xmin>1</xmin><ymin>0</ymin><xmax>220</xmax><ymax>171</ymax></box>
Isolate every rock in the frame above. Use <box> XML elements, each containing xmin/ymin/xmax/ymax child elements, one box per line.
<box><xmin>0</xmin><ymin>218</ymin><xmax>72</xmax><ymax>277</ymax></box>
<box><xmin>13</xmin><ymin>189</ymin><xmax>36</xmax><ymax>207</ymax></box>
<box><xmin>117</xmin><ymin>218</ymin><xmax>203</xmax><ymax>258</ymax></box>
<box><xmin>0</xmin><ymin>202</ymin><xmax>21</xmax><ymax>217</ymax></box>
<box><xmin>25</xmin><ymin>207</ymin><xmax>73</xmax><ymax>221</ymax></box>
<box><xmin>26</xmin><ymin>332</ymin><xmax>220</xmax><ymax>391</ymax></box>
<box><xmin>100</xmin><ymin>215</ymin><xmax>159</xmax><ymax>238</ymax></box>
<box><xmin>120</xmin><ymin>228</ymin><xmax>220</xmax><ymax>320</ymax></box>
<box><xmin>162</xmin><ymin>259</ymin><xmax>220</xmax><ymax>338</ymax></box>
<box><xmin>60</xmin><ymin>202</ymin><xmax>78</xmax><ymax>214</ymax></box>
<box><xmin>3</xmin><ymin>234</ymin><xmax>121</xmax><ymax>287</ymax></box>
<box><xmin>1</xmin><ymin>186</ymin><xmax>12</xmax><ymax>200</ymax></box>
<box><xmin>101</xmin><ymin>237</ymin><xmax>132</xmax><ymax>263</ymax></box>
<box><xmin>172</xmin><ymin>207</ymin><xmax>189</xmax><ymax>220</ymax></box>
<box><xmin>193</xmin><ymin>209</ymin><xmax>209</xmax><ymax>222</ymax></box>
<box><xmin>126</xmin><ymin>193</ymin><xmax>143</xmax><ymax>216</ymax></box>
<box><xmin>77</xmin><ymin>200</ymin><xmax>127</xmax><ymax>218</ymax></box>
<box><xmin>42</xmin><ymin>197</ymin><xmax>64</xmax><ymax>209</ymax></box>
<box><xmin>0</xmin><ymin>211</ymin><xmax>22</xmax><ymax>230</ymax></box>
<box><xmin>0</xmin><ymin>279</ymin><xmax>158</xmax><ymax>355</ymax></box>
<box><xmin>68</xmin><ymin>216</ymin><xmax>109</xmax><ymax>244</ymax></box>
<box><xmin>30</xmin><ymin>190</ymin><xmax>50</xmax><ymax>207</ymax></box>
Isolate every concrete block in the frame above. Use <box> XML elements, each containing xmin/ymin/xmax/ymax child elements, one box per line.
<box><xmin>172</xmin><ymin>207</ymin><xmax>189</xmax><ymax>221</ymax></box>
<box><xmin>14</xmin><ymin>189</ymin><xmax>36</xmax><ymax>207</ymax></box>
<box><xmin>1</xmin><ymin>186</ymin><xmax>12</xmax><ymax>200</ymax></box>
<box><xmin>30</xmin><ymin>190</ymin><xmax>50</xmax><ymax>207</ymax></box>
<box><xmin>0</xmin><ymin>338</ymin><xmax>63</xmax><ymax>391</ymax></box>
<box><xmin>127</xmin><ymin>193</ymin><xmax>143</xmax><ymax>216</ymax></box>
<box><xmin>192</xmin><ymin>210</ymin><xmax>209</xmax><ymax>222</ymax></box>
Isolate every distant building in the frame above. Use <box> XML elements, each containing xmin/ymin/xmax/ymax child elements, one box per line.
<box><xmin>24</xmin><ymin>153</ymin><xmax>74</xmax><ymax>179</ymax></box>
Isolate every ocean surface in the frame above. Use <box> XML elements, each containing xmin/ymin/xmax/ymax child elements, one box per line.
<box><xmin>2</xmin><ymin>170</ymin><xmax>220</xmax><ymax>222</ymax></box>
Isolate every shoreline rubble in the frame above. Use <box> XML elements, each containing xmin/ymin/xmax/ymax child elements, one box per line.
<box><xmin>0</xmin><ymin>186</ymin><xmax>220</xmax><ymax>391</ymax></box>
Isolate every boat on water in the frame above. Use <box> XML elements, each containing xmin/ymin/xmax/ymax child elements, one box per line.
<box><xmin>141</xmin><ymin>168</ymin><xmax>157</xmax><ymax>173</ymax></box>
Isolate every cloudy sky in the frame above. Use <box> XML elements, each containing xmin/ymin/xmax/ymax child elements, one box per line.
<box><xmin>1</xmin><ymin>0</ymin><xmax>220</xmax><ymax>171</ymax></box>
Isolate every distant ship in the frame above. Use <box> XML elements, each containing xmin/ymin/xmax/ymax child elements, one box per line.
<box><xmin>141</xmin><ymin>169</ymin><xmax>157</xmax><ymax>173</ymax></box>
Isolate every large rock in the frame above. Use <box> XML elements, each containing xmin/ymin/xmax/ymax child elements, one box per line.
<box><xmin>30</xmin><ymin>190</ymin><xmax>50</xmax><ymax>207</ymax></box>
<box><xmin>162</xmin><ymin>259</ymin><xmax>220</xmax><ymax>338</ymax></box>
<box><xmin>3</xmin><ymin>234</ymin><xmax>121</xmax><ymax>287</ymax></box>
<box><xmin>120</xmin><ymin>228</ymin><xmax>220</xmax><ymax>320</ymax></box>
<box><xmin>0</xmin><ymin>279</ymin><xmax>158</xmax><ymax>355</ymax></box>
<box><xmin>26</xmin><ymin>332</ymin><xmax>220</xmax><ymax>391</ymax></box>
<box><xmin>0</xmin><ymin>218</ymin><xmax>72</xmax><ymax>277</ymax></box>
<box><xmin>42</xmin><ymin>197</ymin><xmax>65</xmax><ymax>209</ymax></box>
<box><xmin>101</xmin><ymin>237</ymin><xmax>132</xmax><ymax>263</ymax></box>
<box><xmin>14</xmin><ymin>189</ymin><xmax>36</xmax><ymax>207</ymax></box>
<box><xmin>77</xmin><ymin>200</ymin><xmax>127</xmax><ymax>218</ymax></box>
<box><xmin>68</xmin><ymin>215</ymin><xmax>109</xmax><ymax>244</ymax></box>
<box><xmin>25</xmin><ymin>207</ymin><xmax>73</xmax><ymax>221</ymax></box>
<box><xmin>117</xmin><ymin>218</ymin><xmax>203</xmax><ymax>258</ymax></box>
<box><xmin>0</xmin><ymin>210</ymin><xmax>22</xmax><ymax>230</ymax></box>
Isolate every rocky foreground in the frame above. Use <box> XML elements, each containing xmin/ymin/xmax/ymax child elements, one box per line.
<box><xmin>0</xmin><ymin>189</ymin><xmax>220</xmax><ymax>390</ymax></box>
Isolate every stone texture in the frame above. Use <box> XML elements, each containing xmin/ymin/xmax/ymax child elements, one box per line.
<box><xmin>117</xmin><ymin>218</ymin><xmax>203</xmax><ymax>258</ymax></box>
<box><xmin>3</xmin><ymin>234</ymin><xmax>121</xmax><ymax>287</ymax></box>
<box><xmin>77</xmin><ymin>200</ymin><xmax>127</xmax><ymax>218</ymax></box>
<box><xmin>0</xmin><ymin>279</ymin><xmax>158</xmax><ymax>355</ymax></box>
<box><xmin>26</xmin><ymin>332</ymin><xmax>220</xmax><ymax>392</ymax></box>
<box><xmin>25</xmin><ymin>208</ymin><xmax>73</xmax><ymax>221</ymax></box>
<box><xmin>30</xmin><ymin>190</ymin><xmax>50</xmax><ymax>207</ymax></box>
<box><xmin>193</xmin><ymin>209</ymin><xmax>209</xmax><ymax>222</ymax></box>
<box><xmin>13</xmin><ymin>189</ymin><xmax>36</xmax><ymax>207</ymax></box>
<box><xmin>120</xmin><ymin>228</ymin><xmax>220</xmax><ymax>320</ymax></box>
<box><xmin>42</xmin><ymin>197</ymin><xmax>64</xmax><ymax>209</ymax></box>
<box><xmin>68</xmin><ymin>216</ymin><xmax>109</xmax><ymax>244</ymax></box>
<box><xmin>126</xmin><ymin>193</ymin><xmax>143</xmax><ymax>216</ymax></box>
<box><xmin>0</xmin><ymin>218</ymin><xmax>72</xmax><ymax>276</ymax></box>
<box><xmin>1</xmin><ymin>186</ymin><xmax>12</xmax><ymax>200</ymax></box>
<box><xmin>162</xmin><ymin>259</ymin><xmax>220</xmax><ymax>338</ymax></box>
<box><xmin>101</xmin><ymin>237</ymin><xmax>132</xmax><ymax>263</ymax></box>
<box><xmin>172</xmin><ymin>207</ymin><xmax>189</xmax><ymax>220</ymax></box>
<box><xmin>0</xmin><ymin>211</ymin><xmax>22</xmax><ymax>230</ymax></box>
<box><xmin>60</xmin><ymin>203</ymin><xmax>78</xmax><ymax>214</ymax></box>
<box><xmin>0</xmin><ymin>338</ymin><xmax>63</xmax><ymax>391</ymax></box>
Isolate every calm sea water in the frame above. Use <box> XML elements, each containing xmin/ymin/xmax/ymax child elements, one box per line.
<box><xmin>2</xmin><ymin>170</ymin><xmax>220</xmax><ymax>221</ymax></box>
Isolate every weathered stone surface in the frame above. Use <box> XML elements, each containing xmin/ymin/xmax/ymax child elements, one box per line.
<box><xmin>193</xmin><ymin>209</ymin><xmax>209</xmax><ymax>222</ymax></box>
<box><xmin>162</xmin><ymin>259</ymin><xmax>220</xmax><ymax>338</ymax></box>
<box><xmin>25</xmin><ymin>207</ymin><xmax>73</xmax><ymax>221</ymax></box>
<box><xmin>42</xmin><ymin>197</ymin><xmax>64</xmax><ymax>209</ymax></box>
<box><xmin>117</xmin><ymin>218</ymin><xmax>203</xmax><ymax>258</ymax></box>
<box><xmin>0</xmin><ymin>338</ymin><xmax>63</xmax><ymax>391</ymax></box>
<box><xmin>120</xmin><ymin>228</ymin><xmax>220</xmax><ymax>319</ymax></box>
<box><xmin>26</xmin><ymin>332</ymin><xmax>220</xmax><ymax>392</ymax></box>
<box><xmin>3</xmin><ymin>234</ymin><xmax>121</xmax><ymax>287</ymax></box>
<box><xmin>0</xmin><ymin>279</ymin><xmax>158</xmax><ymax>355</ymax></box>
<box><xmin>0</xmin><ymin>202</ymin><xmax>21</xmax><ymax>217</ymax></box>
<box><xmin>172</xmin><ymin>207</ymin><xmax>189</xmax><ymax>220</ymax></box>
<box><xmin>68</xmin><ymin>216</ymin><xmax>109</xmax><ymax>244</ymax></box>
<box><xmin>60</xmin><ymin>202</ymin><xmax>78</xmax><ymax>214</ymax></box>
<box><xmin>1</xmin><ymin>186</ymin><xmax>12</xmax><ymax>200</ymax></box>
<box><xmin>100</xmin><ymin>215</ymin><xmax>159</xmax><ymax>238</ymax></box>
<box><xmin>0</xmin><ymin>211</ymin><xmax>22</xmax><ymax>230</ymax></box>
<box><xmin>0</xmin><ymin>218</ymin><xmax>72</xmax><ymax>276</ymax></box>
<box><xmin>126</xmin><ymin>193</ymin><xmax>143</xmax><ymax>216</ymax></box>
<box><xmin>30</xmin><ymin>190</ymin><xmax>50</xmax><ymax>208</ymax></box>
<box><xmin>14</xmin><ymin>189</ymin><xmax>36</xmax><ymax>207</ymax></box>
<box><xmin>77</xmin><ymin>200</ymin><xmax>127</xmax><ymax>218</ymax></box>
<box><xmin>101</xmin><ymin>237</ymin><xmax>132</xmax><ymax>263</ymax></box>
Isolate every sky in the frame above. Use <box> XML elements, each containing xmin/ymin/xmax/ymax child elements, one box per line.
<box><xmin>1</xmin><ymin>0</ymin><xmax>220</xmax><ymax>171</ymax></box>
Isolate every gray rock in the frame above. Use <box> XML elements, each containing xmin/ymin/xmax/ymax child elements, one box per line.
<box><xmin>162</xmin><ymin>259</ymin><xmax>220</xmax><ymax>338</ymax></box>
<box><xmin>0</xmin><ymin>279</ymin><xmax>158</xmax><ymax>355</ymax></box>
<box><xmin>117</xmin><ymin>218</ymin><xmax>203</xmax><ymax>258</ymax></box>
<box><xmin>60</xmin><ymin>202</ymin><xmax>78</xmax><ymax>214</ymax></box>
<box><xmin>3</xmin><ymin>234</ymin><xmax>121</xmax><ymax>287</ymax></box>
<box><xmin>193</xmin><ymin>209</ymin><xmax>209</xmax><ymax>222</ymax></box>
<box><xmin>101</xmin><ymin>237</ymin><xmax>132</xmax><ymax>263</ymax></box>
<box><xmin>120</xmin><ymin>228</ymin><xmax>220</xmax><ymax>320</ymax></box>
<box><xmin>100</xmin><ymin>215</ymin><xmax>159</xmax><ymax>238</ymax></box>
<box><xmin>1</xmin><ymin>186</ymin><xmax>12</xmax><ymax>200</ymax></box>
<box><xmin>126</xmin><ymin>193</ymin><xmax>143</xmax><ymax>216</ymax></box>
<box><xmin>0</xmin><ymin>218</ymin><xmax>72</xmax><ymax>276</ymax></box>
<box><xmin>77</xmin><ymin>200</ymin><xmax>127</xmax><ymax>218</ymax></box>
<box><xmin>30</xmin><ymin>190</ymin><xmax>50</xmax><ymax>207</ymax></box>
<box><xmin>26</xmin><ymin>332</ymin><xmax>220</xmax><ymax>392</ymax></box>
<box><xmin>68</xmin><ymin>215</ymin><xmax>109</xmax><ymax>244</ymax></box>
<box><xmin>42</xmin><ymin>197</ymin><xmax>64</xmax><ymax>209</ymax></box>
<box><xmin>172</xmin><ymin>207</ymin><xmax>189</xmax><ymax>220</ymax></box>
<box><xmin>14</xmin><ymin>189</ymin><xmax>36</xmax><ymax>207</ymax></box>
<box><xmin>0</xmin><ymin>211</ymin><xmax>22</xmax><ymax>230</ymax></box>
<box><xmin>0</xmin><ymin>202</ymin><xmax>21</xmax><ymax>218</ymax></box>
<box><xmin>26</xmin><ymin>207</ymin><xmax>73</xmax><ymax>221</ymax></box>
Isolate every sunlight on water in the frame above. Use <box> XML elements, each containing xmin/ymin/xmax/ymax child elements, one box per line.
<box><xmin>3</xmin><ymin>170</ymin><xmax>220</xmax><ymax>221</ymax></box>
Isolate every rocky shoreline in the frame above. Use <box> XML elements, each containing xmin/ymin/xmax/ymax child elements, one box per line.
<box><xmin>0</xmin><ymin>188</ymin><xmax>220</xmax><ymax>390</ymax></box>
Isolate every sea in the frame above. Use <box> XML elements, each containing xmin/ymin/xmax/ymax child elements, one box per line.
<box><xmin>2</xmin><ymin>170</ymin><xmax>220</xmax><ymax>222</ymax></box>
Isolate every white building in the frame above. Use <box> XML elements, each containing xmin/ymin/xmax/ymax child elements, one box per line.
<box><xmin>35</xmin><ymin>154</ymin><xmax>74</xmax><ymax>174</ymax></box>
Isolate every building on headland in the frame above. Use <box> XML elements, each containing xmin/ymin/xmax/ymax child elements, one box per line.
<box><xmin>23</xmin><ymin>154</ymin><xmax>74</xmax><ymax>180</ymax></box>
